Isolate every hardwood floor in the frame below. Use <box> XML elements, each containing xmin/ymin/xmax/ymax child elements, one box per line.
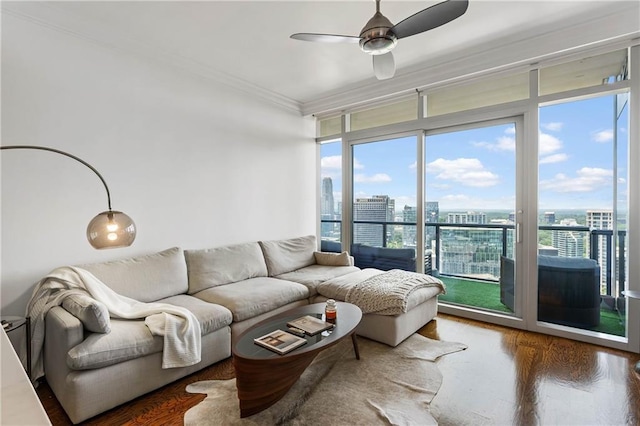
<box><xmin>37</xmin><ymin>313</ymin><xmax>640</xmax><ymax>425</ymax></box>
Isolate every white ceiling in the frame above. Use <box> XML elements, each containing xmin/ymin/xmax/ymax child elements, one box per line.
<box><xmin>4</xmin><ymin>1</ymin><xmax>640</xmax><ymax>114</ymax></box>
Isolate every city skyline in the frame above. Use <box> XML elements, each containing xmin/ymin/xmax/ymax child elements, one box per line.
<box><xmin>322</xmin><ymin>179</ymin><xmax>611</xmax><ymax>224</ymax></box>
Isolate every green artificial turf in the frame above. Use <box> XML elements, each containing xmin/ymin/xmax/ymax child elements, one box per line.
<box><xmin>437</xmin><ymin>276</ymin><xmax>625</xmax><ymax>337</ymax></box>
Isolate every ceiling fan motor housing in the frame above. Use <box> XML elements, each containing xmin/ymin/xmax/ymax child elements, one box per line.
<box><xmin>359</xmin><ymin>11</ymin><xmax>397</xmax><ymax>55</ymax></box>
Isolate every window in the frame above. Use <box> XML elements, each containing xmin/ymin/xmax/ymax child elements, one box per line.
<box><xmin>539</xmin><ymin>49</ymin><xmax>628</xmax><ymax>96</ymax></box>
<box><xmin>320</xmin><ymin>140</ymin><xmax>343</xmax><ymax>248</ymax></box>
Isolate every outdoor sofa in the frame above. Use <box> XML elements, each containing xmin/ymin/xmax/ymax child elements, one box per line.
<box><xmin>499</xmin><ymin>255</ymin><xmax>601</xmax><ymax>327</ymax></box>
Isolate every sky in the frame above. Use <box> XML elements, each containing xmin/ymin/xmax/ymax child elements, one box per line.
<box><xmin>321</xmin><ymin>93</ymin><xmax>629</xmax><ymax>213</ymax></box>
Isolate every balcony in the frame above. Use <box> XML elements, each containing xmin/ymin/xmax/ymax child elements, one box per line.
<box><xmin>321</xmin><ymin>219</ymin><xmax>626</xmax><ymax>337</ymax></box>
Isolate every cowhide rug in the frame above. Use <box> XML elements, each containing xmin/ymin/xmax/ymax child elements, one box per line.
<box><xmin>185</xmin><ymin>334</ymin><xmax>467</xmax><ymax>425</ymax></box>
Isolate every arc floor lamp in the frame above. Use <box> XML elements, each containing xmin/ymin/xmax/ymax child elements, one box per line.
<box><xmin>0</xmin><ymin>145</ymin><xmax>136</xmax><ymax>249</ymax></box>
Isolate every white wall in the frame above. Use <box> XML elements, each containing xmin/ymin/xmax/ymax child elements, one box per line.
<box><xmin>1</xmin><ymin>14</ymin><xmax>316</xmax><ymax>316</ymax></box>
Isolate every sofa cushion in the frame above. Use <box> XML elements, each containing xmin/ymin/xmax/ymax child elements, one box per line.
<box><xmin>276</xmin><ymin>264</ymin><xmax>360</xmax><ymax>297</ymax></box>
<box><xmin>193</xmin><ymin>277</ymin><xmax>309</xmax><ymax>322</ymax></box>
<box><xmin>157</xmin><ymin>295</ymin><xmax>233</xmax><ymax>334</ymax></box>
<box><xmin>79</xmin><ymin>247</ymin><xmax>188</xmax><ymax>303</ymax></box>
<box><xmin>66</xmin><ymin>296</ymin><xmax>231</xmax><ymax>370</ymax></box>
<box><xmin>259</xmin><ymin>235</ymin><xmax>317</xmax><ymax>276</ymax></box>
<box><xmin>314</xmin><ymin>251</ymin><xmax>353</xmax><ymax>266</ymax></box>
<box><xmin>67</xmin><ymin>319</ymin><xmax>162</xmax><ymax>370</ymax></box>
<box><xmin>185</xmin><ymin>242</ymin><xmax>268</xmax><ymax>294</ymax></box>
<box><xmin>62</xmin><ymin>293</ymin><xmax>111</xmax><ymax>334</ymax></box>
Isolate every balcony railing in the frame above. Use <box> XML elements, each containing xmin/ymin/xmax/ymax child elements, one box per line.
<box><xmin>321</xmin><ymin>219</ymin><xmax>627</xmax><ymax>298</ymax></box>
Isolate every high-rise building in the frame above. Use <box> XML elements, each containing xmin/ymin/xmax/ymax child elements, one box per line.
<box><xmin>353</xmin><ymin>195</ymin><xmax>394</xmax><ymax>246</ymax></box>
<box><xmin>402</xmin><ymin>205</ymin><xmax>417</xmax><ymax>246</ymax></box>
<box><xmin>552</xmin><ymin>218</ymin><xmax>585</xmax><ymax>257</ymax></box>
<box><xmin>425</xmin><ymin>201</ymin><xmax>440</xmax><ymax>250</ymax></box>
<box><xmin>321</xmin><ymin>177</ymin><xmax>334</xmax><ymax>216</ymax></box>
<box><xmin>587</xmin><ymin>210</ymin><xmax>614</xmax><ymax>291</ymax></box>
<box><xmin>544</xmin><ymin>212</ymin><xmax>556</xmax><ymax>224</ymax></box>
<box><xmin>426</xmin><ymin>202</ymin><xmax>439</xmax><ymax>224</ymax></box>
<box><xmin>321</xmin><ymin>177</ymin><xmax>337</xmax><ymax>239</ymax></box>
<box><xmin>439</xmin><ymin>228</ymin><xmax>507</xmax><ymax>279</ymax></box>
<box><xmin>447</xmin><ymin>211</ymin><xmax>487</xmax><ymax>224</ymax></box>
<box><xmin>587</xmin><ymin>210</ymin><xmax>613</xmax><ymax>230</ymax></box>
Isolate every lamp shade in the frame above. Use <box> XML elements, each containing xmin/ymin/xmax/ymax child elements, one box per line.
<box><xmin>87</xmin><ymin>210</ymin><xmax>136</xmax><ymax>249</ymax></box>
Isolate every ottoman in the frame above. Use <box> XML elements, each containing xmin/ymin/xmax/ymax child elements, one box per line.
<box><xmin>314</xmin><ymin>268</ymin><xmax>443</xmax><ymax>346</ymax></box>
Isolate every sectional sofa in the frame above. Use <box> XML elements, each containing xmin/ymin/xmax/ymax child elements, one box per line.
<box><xmin>40</xmin><ymin>235</ymin><xmax>442</xmax><ymax>423</ymax></box>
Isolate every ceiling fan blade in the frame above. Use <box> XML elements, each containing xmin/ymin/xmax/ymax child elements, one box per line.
<box><xmin>391</xmin><ymin>0</ymin><xmax>469</xmax><ymax>39</ymax></box>
<box><xmin>373</xmin><ymin>52</ymin><xmax>395</xmax><ymax>80</ymax></box>
<box><xmin>290</xmin><ymin>33</ymin><xmax>361</xmax><ymax>43</ymax></box>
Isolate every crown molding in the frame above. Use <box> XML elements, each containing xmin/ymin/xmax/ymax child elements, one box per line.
<box><xmin>1</xmin><ymin>2</ymin><xmax>303</xmax><ymax>115</ymax></box>
<box><xmin>301</xmin><ymin>2</ymin><xmax>640</xmax><ymax>116</ymax></box>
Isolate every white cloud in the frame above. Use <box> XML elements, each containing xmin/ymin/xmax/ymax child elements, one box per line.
<box><xmin>542</xmin><ymin>122</ymin><xmax>563</xmax><ymax>131</ymax></box>
<box><xmin>472</xmin><ymin>136</ymin><xmax>515</xmax><ymax>152</ymax></box>
<box><xmin>471</xmin><ymin>127</ymin><xmax>516</xmax><ymax>151</ymax></box>
<box><xmin>427</xmin><ymin>157</ymin><xmax>499</xmax><ymax>187</ymax></box>
<box><xmin>474</xmin><ymin>130</ymin><xmax>564</xmax><ymax>158</ymax></box>
<box><xmin>409</xmin><ymin>161</ymin><xmax>417</xmax><ymax>170</ymax></box>
<box><xmin>321</xmin><ymin>155</ymin><xmax>341</xmax><ymax>170</ymax></box>
<box><xmin>321</xmin><ymin>155</ymin><xmax>364</xmax><ymax>170</ymax></box>
<box><xmin>539</xmin><ymin>167</ymin><xmax>613</xmax><ymax>193</ymax></box>
<box><xmin>539</xmin><ymin>153</ymin><xmax>569</xmax><ymax>164</ymax></box>
<box><xmin>539</xmin><ymin>132</ymin><xmax>563</xmax><ymax>155</ymax></box>
<box><xmin>496</xmin><ymin>136</ymin><xmax>515</xmax><ymax>151</ymax></box>
<box><xmin>592</xmin><ymin>129</ymin><xmax>613</xmax><ymax>143</ymax></box>
<box><xmin>354</xmin><ymin>173</ymin><xmax>392</xmax><ymax>183</ymax></box>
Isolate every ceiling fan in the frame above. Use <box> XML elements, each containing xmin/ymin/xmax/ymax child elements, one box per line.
<box><xmin>291</xmin><ymin>0</ymin><xmax>469</xmax><ymax>80</ymax></box>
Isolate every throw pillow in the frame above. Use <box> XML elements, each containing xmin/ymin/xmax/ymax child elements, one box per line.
<box><xmin>62</xmin><ymin>293</ymin><xmax>111</xmax><ymax>334</ymax></box>
<box><xmin>314</xmin><ymin>251</ymin><xmax>352</xmax><ymax>266</ymax></box>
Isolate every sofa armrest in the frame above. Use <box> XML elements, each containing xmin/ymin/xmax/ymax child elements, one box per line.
<box><xmin>44</xmin><ymin>306</ymin><xmax>85</xmax><ymax>385</ymax></box>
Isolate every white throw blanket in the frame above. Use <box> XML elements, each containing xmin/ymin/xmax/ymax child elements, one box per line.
<box><xmin>345</xmin><ymin>269</ymin><xmax>445</xmax><ymax>315</ymax></box>
<box><xmin>26</xmin><ymin>266</ymin><xmax>201</xmax><ymax>381</ymax></box>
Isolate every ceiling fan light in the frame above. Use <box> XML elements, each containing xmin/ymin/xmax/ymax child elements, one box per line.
<box><xmin>360</xmin><ymin>35</ymin><xmax>397</xmax><ymax>55</ymax></box>
<box><xmin>359</xmin><ymin>8</ymin><xmax>397</xmax><ymax>55</ymax></box>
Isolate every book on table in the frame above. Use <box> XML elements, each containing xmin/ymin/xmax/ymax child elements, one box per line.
<box><xmin>254</xmin><ymin>329</ymin><xmax>307</xmax><ymax>355</ymax></box>
<box><xmin>286</xmin><ymin>315</ymin><xmax>335</xmax><ymax>336</ymax></box>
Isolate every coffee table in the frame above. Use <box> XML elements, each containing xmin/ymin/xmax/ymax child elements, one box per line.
<box><xmin>232</xmin><ymin>302</ymin><xmax>362</xmax><ymax>418</ymax></box>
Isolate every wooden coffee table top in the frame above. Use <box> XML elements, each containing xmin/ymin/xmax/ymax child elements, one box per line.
<box><xmin>233</xmin><ymin>302</ymin><xmax>362</xmax><ymax>360</ymax></box>
<box><xmin>232</xmin><ymin>302</ymin><xmax>362</xmax><ymax>417</ymax></box>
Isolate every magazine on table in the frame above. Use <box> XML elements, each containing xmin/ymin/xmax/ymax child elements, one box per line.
<box><xmin>254</xmin><ymin>329</ymin><xmax>307</xmax><ymax>355</ymax></box>
<box><xmin>286</xmin><ymin>315</ymin><xmax>335</xmax><ymax>336</ymax></box>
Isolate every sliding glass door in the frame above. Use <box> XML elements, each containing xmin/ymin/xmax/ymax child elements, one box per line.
<box><xmin>538</xmin><ymin>93</ymin><xmax>629</xmax><ymax>337</ymax></box>
<box><xmin>425</xmin><ymin>120</ymin><xmax>520</xmax><ymax>316</ymax></box>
